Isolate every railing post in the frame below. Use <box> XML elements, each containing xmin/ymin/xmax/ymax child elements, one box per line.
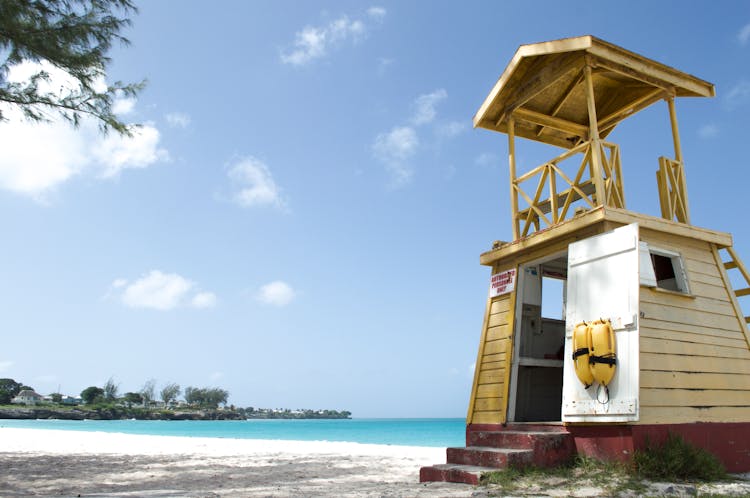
<box><xmin>548</xmin><ymin>164</ymin><xmax>558</xmax><ymax>223</ymax></box>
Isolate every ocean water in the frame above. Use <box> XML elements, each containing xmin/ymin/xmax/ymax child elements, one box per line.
<box><xmin>0</xmin><ymin>418</ymin><xmax>465</xmax><ymax>447</ymax></box>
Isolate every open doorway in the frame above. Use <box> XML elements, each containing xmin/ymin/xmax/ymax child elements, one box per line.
<box><xmin>509</xmin><ymin>254</ymin><xmax>568</xmax><ymax>422</ymax></box>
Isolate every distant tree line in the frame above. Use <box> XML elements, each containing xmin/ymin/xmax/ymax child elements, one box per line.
<box><xmin>0</xmin><ymin>377</ymin><xmax>351</xmax><ymax>419</ymax></box>
<box><xmin>78</xmin><ymin>377</ymin><xmax>229</xmax><ymax>409</ymax></box>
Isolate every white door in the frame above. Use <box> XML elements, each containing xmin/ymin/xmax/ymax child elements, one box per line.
<box><xmin>562</xmin><ymin>223</ymin><xmax>640</xmax><ymax>422</ymax></box>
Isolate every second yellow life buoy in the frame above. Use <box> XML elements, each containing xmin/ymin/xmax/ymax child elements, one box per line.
<box><xmin>571</xmin><ymin>322</ymin><xmax>594</xmax><ymax>389</ymax></box>
<box><xmin>589</xmin><ymin>319</ymin><xmax>617</xmax><ymax>387</ymax></box>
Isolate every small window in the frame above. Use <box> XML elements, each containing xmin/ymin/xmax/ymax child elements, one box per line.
<box><xmin>639</xmin><ymin>242</ymin><xmax>689</xmax><ymax>293</ymax></box>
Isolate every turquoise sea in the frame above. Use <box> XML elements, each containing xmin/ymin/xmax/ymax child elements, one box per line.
<box><xmin>0</xmin><ymin>418</ymin><xmax>465</xmax><ymax>447</ymax></box>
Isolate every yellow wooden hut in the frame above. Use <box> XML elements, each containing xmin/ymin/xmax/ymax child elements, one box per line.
<box><xmin>421</xmin><ymin>36</ymin><xmax>750</xmax><ymax>484</ymax></box>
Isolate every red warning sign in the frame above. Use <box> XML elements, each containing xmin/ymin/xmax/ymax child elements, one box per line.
<box><xmin>490</xmin><ymin>269</ymin><xmax>516</xmax><ymax>297</ymax></box>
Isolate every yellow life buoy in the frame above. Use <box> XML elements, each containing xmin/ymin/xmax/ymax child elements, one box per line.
<box><xmin>571</xmin><ymin>322</ymin><xmax>594</xmax><ymax>389</ymax></box>
<box><xmin>589</xmin><ymin>319</ymin><xmax>617</xmax><ymax>387</ymax></box>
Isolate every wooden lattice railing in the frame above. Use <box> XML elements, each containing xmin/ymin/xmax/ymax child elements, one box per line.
<box><xmin>656</xmin><ymin>156</ymin><xmax>690</xmax><ymax>224</ymax></box>
<box><xmin>512</xmin><ymin>139</ymin><xmax>625</xmax><ymax>238</ymax></box>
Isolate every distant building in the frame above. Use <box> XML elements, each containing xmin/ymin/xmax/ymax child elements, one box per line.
<box><xmin>11</xmin><ymin>390</ymin><xmax>44</xmax><ymax>405</ymax></box>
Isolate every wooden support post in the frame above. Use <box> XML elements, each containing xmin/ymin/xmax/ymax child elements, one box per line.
<box><xmin>667</xmin><ymin>97</ymin><xmax>683</xmax><ymax>163</ymax></box>
<box><xmin>508</xmin><ymin>117</ymin><xmax>520</xmax><ymax>240</ymax></box>
<box><xmin>584</xmin><ymin>65</ymin><xmax>606</xmax><ymax>206</ymax></box>
<box><xmin>667</xmin><ymin>97</ymin><xmax>690</xmax><ymax>223</ymax></box>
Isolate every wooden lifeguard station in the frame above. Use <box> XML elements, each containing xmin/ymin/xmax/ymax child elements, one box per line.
<box><xmin>421</xmin><ymin>36</ymin><xmax>750</xmax><ymax>484</ymax></box>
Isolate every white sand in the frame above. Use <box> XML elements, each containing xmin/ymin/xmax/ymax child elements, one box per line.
<box><xmin>0</xmin><ymin>427</ymin><xmax>476</xmax><ymax>497</ymax></box>
<box><xmin>4</xmin><ymin>428</ymin><xmax>749</xmax><ymax>497</ymax></box>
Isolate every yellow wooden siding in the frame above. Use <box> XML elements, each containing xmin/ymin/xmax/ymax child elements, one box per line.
<box><xmin>467</xmin><ymin>291</ymin><xmax>514</xmax><ymax>425</ymax></box>
<box><xmin>638</xmin><ymin>233</ymin><xmax>750</xmax><ymax>424</ymax></box>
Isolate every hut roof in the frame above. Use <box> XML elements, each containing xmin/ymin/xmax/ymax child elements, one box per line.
<box><xmin>473</xmin><ymin>35</ymin><xmax>715</xmax><ymax>148</ymax></box>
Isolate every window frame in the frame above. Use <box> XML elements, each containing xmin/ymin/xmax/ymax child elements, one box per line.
<box><xmin>639</xmin><ymin>242</ymin><xmax>691</xmax><ymax>294</ymax></box>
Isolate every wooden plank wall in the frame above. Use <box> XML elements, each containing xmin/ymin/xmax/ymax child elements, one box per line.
<box><xmin>467</xmin><ymin>293</ymin><xmax>514</xmax><ymax>425</ymax></box>
<box><xmin>639</xmin><ymin>229</ymin><xmax>750</xmax><ymax>423</ymax></box>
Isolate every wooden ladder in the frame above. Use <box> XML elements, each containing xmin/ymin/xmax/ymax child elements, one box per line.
<box><xmin>720</xmin><ymin>246</ymin><xmax>750</xmax><ymax>325</ymax></box>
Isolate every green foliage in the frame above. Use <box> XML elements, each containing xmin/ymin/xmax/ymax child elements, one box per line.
<box><xmin>50</xmin><ymin>392</ymin><xmax>63</xmax><ymax>403</ymax></box>
<box><xmin>139</xmin><ymin>379</ymin><xmax>156</xmax><ymax>404</ymax></box>
<box><xmin>0</xmin><ymin>0</ymin><xmax>144</xmax><ymax>134</ymax></box>
<box><xmin>479</xmin><ymin>468</ymin><xmax>522</xmax><ymax>489</ymax></box>
<box><xmin>122</xmin><ymin>391</ymin><xmax>143</xmax><ymax>406</ymax></box>
<box><xmin>0</xmin><ymin>378</ymin><xmax>23</xmax><ymax>404</ymax></box>
<box><xmin>160</xmin><ymin>382</ymin><xmax>180</xmax><ymax>405</ymax></box>
<box><xmin>480</xmin><ymin>456</ymin><xmax>646</xmax><ymax>496</ymax></box>
<box><xmin>481</xmin><ymin>438</ymin><xmax>727</xmax><ymax>493</ymax></box>
<box><xmin>184</xmin><ymin>386</ymin><xmax>229</xmax><ymax>408</ymax></box>
<box><xmin>80</xmin><ymin>386</ymin><xmax>104</xmax><ymax>405</ymax></box>
<box><xmin>103</xmin><ymin>377</ymin><xmax>119</xmax><ymax>401</ymax></box>
<box><xmin>634</xmin><ymin>433</ymin><xmax>727</xmax><ymax>482</ymax></box>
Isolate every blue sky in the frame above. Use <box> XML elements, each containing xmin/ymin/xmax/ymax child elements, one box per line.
<box><xmin>1</xmin><ymin>1</ymin><xmax>749</xmax><ymax>417</ymax></box>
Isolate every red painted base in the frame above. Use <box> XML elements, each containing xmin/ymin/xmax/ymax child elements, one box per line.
<box><xmin>466</xmin><ymin>422</ymin><xmax>750</xmax><ymax>473</ymax></box>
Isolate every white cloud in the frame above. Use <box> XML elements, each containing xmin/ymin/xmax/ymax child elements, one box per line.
<box><xmin>437</xmin><ymin>120</ymin><xmax>467</xmax><ymax>139</ymax></box>
<box><xmin>411</xmin><ymin>89</ymin><xmax>447</xmax><ymax>125</ymax></box>
<box><xmin>475</xmin><ymin>152</ymin><xmax>500</xmax><ymax>168</ymax></box>
<box><xmin>372</xmin><ymin>90</ymin><xmax>458</xmax><ymax>187</ymax></box>
<box><xmin>93</xmin><ymin>123</ymin><xmax>169</xmax><ymax>178</ymax></box>
<box><xmin>112</xmin><ymin>278</ymin><xmax>128</xmax><ymax>288</ymax></box>
<box><xmin>0</xmin><ymin>117</ymin><xmax>88</xmax><ymax>198</ymax></box>
<box><xmin>330</xmin><ymin>16</ymin><xmax>365</xmax><ymax>41</ymax></box>
<box><xmin>113</xmin><ymin>270</ymin><xmax>216</xmax><ymax>311</ymax></box>
<box><xmin>112</xmin><ymin>96</ymin><xmax>136</xmax><ymax>116</ymax></box>
<box><xmin>698</xmin><ymin>123</ymin><xmax>719</xmax><ymax>139</ymax></box>
<box><xmin>257</xmin><ymin>280</ymin><xmax>296</xmax><ymax>307</ymax></box>
<box><xmin>367</xmin><ymin>6</ymin><xmax>387</xmax><ymax>21</ymax></box>
<box><xmin>281</xmin><ymin>9</ymin><xmax>383</xmax><ymax>66</ymax></box>
<box><xmin>282</xmin><ymin>26</ymin><xmax>327</xmax><ymax>66</ymax></box>
<box><xmin>377</xmin><ymin>57</ymin><xmax>394</xmax><ymax>76</ymax></box>
<box><xmin>192</xmin><ymin>292</ymin><xmax>218</xmax><ymax>309</ymax></box>
<box><xmin>165</xmin><ymin>112</ymin><xmax>191</xmax><ymax>128</ymax></box>
<box><xmin>228</xmin><ymin>156</ymin><xmax>285</xmax><ymax>209</ymax></box>
<box><xmin>725</xmin><ymin>80</ymin><xmax>750</xmax><ymax>110</ymax></box>
<box><xmin>373</xmin><ymin>126</ymin><xmax>419</xmax><ymax>187</ymax></box>
<box><xmin>373</xmin><ymin>126</ymin><xmax>419</xmax><ymax>161</ymax></box>
<box><xmin>0</xmin><ymin>360</ymin><xmax>13</xmax><ymax>373</ymax></box>
<box><xmin>739</xmin><ymin>23</ymin><xmax>750</xmax><ymax>45</ymax></box>
<box><xmin>0</xmin><ymin>60</ymin><xmax>167</xmax><ymax>200</ymax></box>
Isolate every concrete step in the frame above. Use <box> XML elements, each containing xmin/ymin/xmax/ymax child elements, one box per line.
<box><xmin>421</xmin><ymin>426</ymin><xmax>577</xmax><ymax>484</ymax></box>
<box><xmin>446</xmin><ymin>446</ymin><xmax>533</xmax><ymax>469</ymax></box>
<box><xmin>419</xmin><ymin>463</ymin><xmax>496</xmax><ymax>485</ymax></box>
<box><xmin>469</xmin><ymin>429</ymin><xmax>569</xmax><ymax>449</ymax></box>
<box><xmin>468</xmin><ymin>430</ymin><xmax>574</xmax><ymax>467</ymax></box>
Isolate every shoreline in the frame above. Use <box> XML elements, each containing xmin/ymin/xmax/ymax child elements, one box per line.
<box><xmin>0</xmin><ymin>427</ymin><xmax>446</xmax><ymax>457</ymax></box>
<box><xmin>0</xmin><ymin>417</ymin><xmax>466</xmax><ymax>448</ymax></box>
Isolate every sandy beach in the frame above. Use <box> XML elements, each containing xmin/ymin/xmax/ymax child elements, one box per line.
<box><xmin>0</xmin><ymin>427</ymin><xmax>476</xmax><ymax>497</ymax></box>
<box><xmin>7</xmin><ymin>427</ymin><xmax>750</xmax><ymax>497</ymax></box>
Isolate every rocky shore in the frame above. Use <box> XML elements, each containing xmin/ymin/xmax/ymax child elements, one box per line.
<box><xmin>0</xmin><ymin>406</ymin><xmax>245</xmax><ymax>421</ymax></box>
